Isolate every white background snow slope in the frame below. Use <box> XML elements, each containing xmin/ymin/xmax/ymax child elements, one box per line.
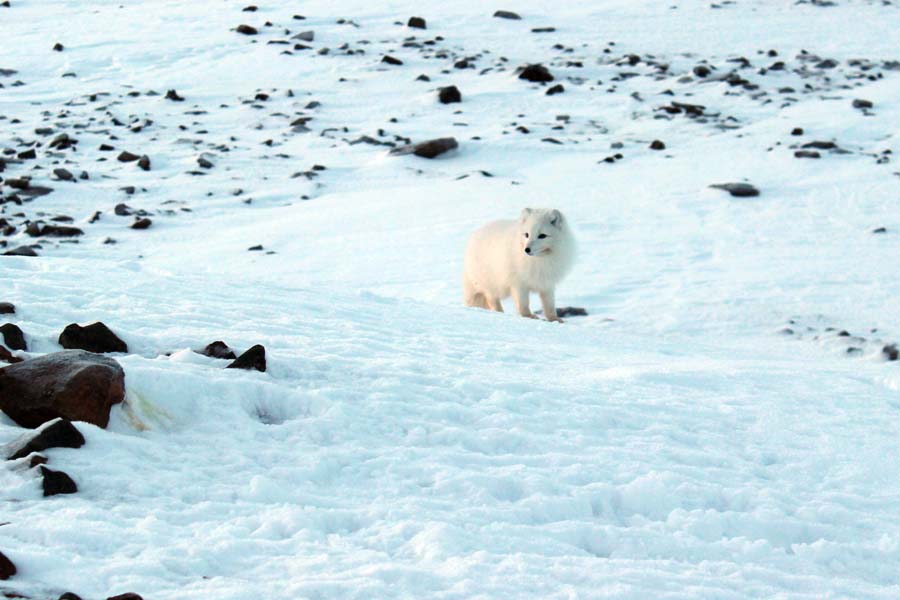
<box><xmin>2</xmin><ymin>0</ymin><xmax>900</xmax><ymax>598</ymax></box>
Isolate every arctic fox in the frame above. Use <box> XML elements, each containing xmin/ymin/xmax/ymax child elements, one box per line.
<box><xmin>463</xmin><ymin>208</ymin><xmax>576</xmax><ymax>321</ymax></box>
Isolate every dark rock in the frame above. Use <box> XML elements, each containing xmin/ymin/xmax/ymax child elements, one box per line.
<box><xmin>884</xmin><ymin>344</ymin><xmax>899</xmax><ymax>361</ymax></box>
<box><xmin>0</xmin><ymin>550</ymin><xmax>15</xmax><ymax>580</ymax></box>
<box><xmin>197</xmin><ymin>157</ymin><xmax>214</xmax><ymax>169</ymax></box>
<box><xmin>53</xmin><ymin>168</ymin><xmax>75</xmax><ymax>181</ymax></box>
<box><xmin>0</xmin><ymin>350</ymin><xmax>125</xmax><ymax>428</ymax></box>
<box><xmin>107</xmin><ymin>594</ymin><xmax>143</xmax><ymax>600</ymax></box>
<box><xmin>382</xmin><ymin>55</ymin><xmax>403</xmax><ymax>65</ymax></box>
<box><xmin>0</xmin><ymin>303</ymin><xmax>14</xmax><ymax>315</ymax></box>
<box><xmin>545</xmin><ymin>84</ymin><xmax>564</xmax><ymax>95</ymax></box>
<box><xmin>872</xmin><ymin>227</ymin><xmax>887</xmax><ymax>234</ymax></box>
<box><xmin>226</xmin><ymin>344</ymin><xmax>266</xmax><ymax>372</ymax></box>
<box><xmin>40</xmin><ymin>466</ymin><xmax>77</xmax><ymax>496</ymax></box>
<box><xmin>709</xmin><ymin>182</ymin><xmax>760</xmax><ymax>197</ymax></box>
<box><xmin>0</xmin><ymin>323</ymin><xmax>26</xmax><ymax>351</ymax></box>
<box><xmin>438</xmin><ymin>85</ymin><xmax>461</xmax><ymax>104</ymax></box>
<box><xmin>58</xmin><ymin>322</ymin><xmax>128</xmax><ymax>354</ymax></box>
<box><xmin>114</xmin><ymin>203</ymin><xmax>133</xmax><ymax>216</ymax></box>
<box><xmin>131</xmin><ymin>218</ymin><xmax>152</xmax><ymax>230</ymax></box>
<box><xmin>407</xmin><ymin>16</ymin><xmax>426</xmax><ymax>29</ymax></box>
<box><xmin>416</xmin><ymin>74</ymin><xmax>431</xmax><ymax>81</ymax></box>
<box><xmin>17</xmin><ymin>148</ymin><xmax>37</xmax><ymax>160</ymax></box>
<box><xmin>518</xmin><ymin>64</ymin><xmax>554</xmax><ymax>82</ymax></box>
<box><xmin>794</xmin><ymin>150</ymin><xmax>821</xmax><ymax>159</ymax></box>
<box><xmin>556</xmin><ymin>307</ymin><xmax>588</xmax><ymax>318</ymax></box>
<box><xmin>3</xmin><ymin>418</ymin><xmax>85</xmax><ymax>461</ymax></box>
<box><xmin>53</xmin><ymin>42</ymin><xmax>64</xmax><ymax>52</ymax></box>
<box><xmin>791</xmin><ymin>127</ymin><xmax>804</xmax><ymax>136</ymax></box>
<box><xmin>293</xmin><ymin>30</ymin><xmax>314</xmax><ymax>42</ymax></box>
<box><xmin>236</xmin><ymin>24</ymin><xmax>258</xmax><ymax>35</ymax></box>
<box><xmin>26</xmin><ymin>223</ymin><xmax>84</xmax><ymax>238</ymax></box>
<box><xmin>693</xmin><ymin>65</ymin><xmax>711</xmax><ymax>77</ymax></box>
<box><xmin>60</xmin><ymin>593</ymin><xmax>84</xmax><ymax>600</ymax></box>
<box><xmin>390</xmin><ymin>137</ymin><xmax>458</xmax><ymax>159</ymax></box>
<box><xmin>802</xmin><ymin>141</ymin><xmax>836</xmax><ymax>150</ymax></box>
<box><xmin>493</xmin><ymin>10</ymin><xmax>521</xmax><ymax>19</ymax></box>
<box><xmin>0</xmin><ymin>346</ymin><xmax>23</xmax><ymax>364</ymax></box>
<box><xmin>136</xmin><ymin>155</ymin><xmax>151</xmax><ymax>171</ymax></box>
<box><xmin>531</xmin><ymin>27</ymin><xmax>555</xmax><ymax>33</ymax></box>
<box><xmin>649</xmin><ymin>140</ymin><xmax>666</xmax><ymax>150</ymax></box>
<box><xmin>2</xmin><ymin>246</ymin><xmax>38</xmax><ymax>257</ymax></box>
<box><xmin>200</xmin><ymin>341</ymin><xmax>237</xmax><ymax>360</ymax></box>
<box><xmin>852</xmin><ymin>98</ymin><xmax>873</xmax><ymax>110</ymax></box>
<box><xmin>117</xmin><ymin>151</ymin><xmax>140</xmax><ymax>162</ymax></box>
<box><xmin>164</xmin><ymin>89</ymin><xmax>184</xmax><ymax>102</ymax></box>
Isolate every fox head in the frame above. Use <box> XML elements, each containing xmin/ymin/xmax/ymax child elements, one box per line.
<box><xmin>519</xmin><ymin>208</ymin><xmax>566</xmax><ymax>257</ymax></box>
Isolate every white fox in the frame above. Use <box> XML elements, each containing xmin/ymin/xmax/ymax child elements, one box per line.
<box><xmin>463</xmin><ymin>208</ymin><xmax>576</xmax><ymax>322</ymax></box>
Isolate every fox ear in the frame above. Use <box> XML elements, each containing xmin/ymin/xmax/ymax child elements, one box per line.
<box><xmin>549</xmin><ymin>209</ymin><xmax>563</xmax><ymax>228</ymax></box>
<box><xmin>520</xmin><ymin>208</ymin><xmax>533</xmax><ymax>221</ymax></box>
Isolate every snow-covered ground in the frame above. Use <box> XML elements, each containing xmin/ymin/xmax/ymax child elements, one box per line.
<box><xmin>2</xmin><ymin>0</ymin><xmax>900</xmax><ymax>598</ymax></box>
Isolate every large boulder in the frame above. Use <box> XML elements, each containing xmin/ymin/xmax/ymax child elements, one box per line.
<box><xmin>58</xmin><ymin>322</ymin><xmax>128</xmax><ymax>353</ymax></box>
<box><xmin>0</xmin><ymin>350</ymin><xmax>125</xmax><ymax>428</ymax></box>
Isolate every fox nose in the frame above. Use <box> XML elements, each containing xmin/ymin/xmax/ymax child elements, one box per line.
<box><xmin>524</xmin><ymin>246</ymin><xmax>532</xmax><ymax>255</ymax></box>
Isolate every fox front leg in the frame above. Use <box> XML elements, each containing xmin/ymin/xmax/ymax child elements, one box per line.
<box><xmin>513</xmin><ymin>287</ymin><xmax>537</xmax><ymax>319</ymax></box>
<box><xmin>540</xmin><ymin>290</ymin><xmax>563</xmax><ymax>323</ymax></box>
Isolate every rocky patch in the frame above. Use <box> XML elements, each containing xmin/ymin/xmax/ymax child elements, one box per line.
<box><xmin>3</xmin><ymin>418</ymin><xmax>85</xmax><ymax>460</ymax></box>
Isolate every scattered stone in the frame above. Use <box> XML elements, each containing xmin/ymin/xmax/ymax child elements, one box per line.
<box><xmin>0</xmin><ymin>551</ymin><xmax>15</xmax><ymax>580</ymax></box>
<box><xmin>556</xmin><ymin>307</ymin><xmax>588</xmax><ymax>318</ymax></box>
<box><xmin>493</xmin><ymin>10</ymin><xmax>522</xmax><ymax>19</ymax></box>
<box><xmin>117</xmin><ymin>151</ymin><xmax>140</xmax><ymax>162</ymax></box>
<box><xmin>852</xmin><ymin>98</ymin><xmax>873</xmax><ymax>110</ymax></box>
<box><xmin>0</xmin><ymin>303</ymin><xmax>13</xmax><ymax>315</ymax></box>
<box><xmin>390</xmin><ymin>137</ymin><xmax>458</xmax><ymax>159</ymax></box>
<box><xmin>693</xmin><ymin>65</ymin><xmax>711</xmax><ymax>78</ymax></box>
<box><xmin>236</xmin><ymin>24</ymin><xmax>258</xmax><ymax>35</ymax></box>
<box><xmin>794</xmin><ymin>150</ymin><xmax>821</xmax><ymax>159</ymax></box>
<box><xmin>293</xmin><ymin>30</ymin><xmax>314</xmax><ymax>42</ymax></box>
<box><xmin>114</xmin><ymin>203</ymin><xmax>133</xmax><ymax>216</ymax></box>
<box><xmin>58</xmin><ymin>322</ymin><xmax>128</xmax><ymax>354</ymax></box>
<box><xmin>165</xmin><ymin>89</ymin><xmax>185</xmax><ymax>102</ymax></box>
<box><xmin>0</xmin><ymin>345</ymin><xmax>22</xmax><ymax>364</ymax></box>
<box><xmin>407</xmin><ymin>16</ymin><xmax>426</xmax><ymax>29</ymax></box>
<box><xmin>545</xmin><ymin>84</ymin><xmax>564</xmax><ymax>95</ymax></box>
<box><xmin>2</xmin><ymin>246</ymin><xmax>38</xmax><ymax>257</ymax></box>
<box><xmin>26</xmin><ymin>223</ymin><xmax>84</xmax><ymax>238</ymax></box>
<box><xmin>802</xmin><ymin>141</ymin><xmax>836</xmax><ymax>150</ymax></box>
<box><xmin>438</xmin><ymin>85</ymin><xmax>461</xmax><ymax>104</ymax></box>
<box><xmin>531</xmin><ymin>27</ymin><xmax>555</xmax><ymax>33</ymax></box>
<box><xmin>136</xmin><ymin>155</ymin><xmax>151</xmax><ymax>171</ymax></box>
<box><xmin>248</xmin><ymin>244</ymin><xmax>264</xmax><ymax>251</ymax></box>
<box><xmin>59</xmin><ymin>594</ymin><xmax>84</xmax><ymax>600</ymax></box>
<box><xmin>40</xmin><ymin>466</ymin><xmax>77</xmax><ymax>496</ymax></box>
<box><xmin>107</xmin><ymin>594</ymin><xmax>143</xmax><ymax>600</ymax></box>
<box><xmin>0</xmin><ymin>323</ymin><xmax>26</xmax><ymax>351</ymax></box>
<box><xmin>517</xmin><ymin>64</ymin><xmax>554</xmax><ymax>82</ymax></box>
<box><xmin>872</xmin><ymin>227</ymin><xmax>887</xmax><ymax>234</ymax></box>
<box><xmin>649</xmin><ymin>140</ymin><xmax>666</xmax><ymax>150</ymax></box>
<box><xmin>709</xmin><ymin>182</ymin><xmax>760</xmax><ymax>197</ymax></box>
<box><xmin>382</xmin><ymin>55</ymin><xmax>403</xmax><ymax>65</ymax></box>
<box><xmin>791</xmin><ymin>127</ymin><xmax>804</xmax><ymax>136</ymax></box>
<box><xmin>18</xmin><ymin>148</ymin><xmax>37</xmax><ymax>160</ymax></box>
<box><xmin>131</xmin><ymin>218</ymin><xmax>152</xmax><ymax>230</ymax></box>
<box><xmin>884</xmin><ymin>344</ymin><xmax>899</xmax><ymax>361</ymax></box>
<box><xmin>53</xmin><ymin>42</ymin><xmax>64</xmax><ymax>52</ymax></box>
<box><xmin>3</xmin><ymin>418</ymin><xmax>85</xmax><ymax>461</ymax></box>
<box><xmin>226</xmin><ymin>344</ymin><xmax>267</xmax><ymax>372</ymax></box>
<box><xmin>0</xmin><ymin>350</ymin><xmax>126</xmax><ymax>428</ymax></box>
<box><xmin>53</xmin><ymin>168</ymin><xmax>75</xmax><ymax>181</ymax></box>
<box><xmin>200</xmin><ymin>341</ymin><xmax>237</xmax><ymax>360</ymax></box>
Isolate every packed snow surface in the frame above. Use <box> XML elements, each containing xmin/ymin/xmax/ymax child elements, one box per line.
<box><xmin>2</xmin><ymin>0</ymin><xmax>900</xmax><ymax>598</ymax></box>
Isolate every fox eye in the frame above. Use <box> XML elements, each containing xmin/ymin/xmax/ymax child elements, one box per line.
<box><xmin>538</xmin><ymin>234</ymin><xmax>547</xmax><ymax>239</ymax></box>
<box><xmin>524</xmin><ymin>233</ymin><xmax>529</xmax><ymax>238</ymax></box>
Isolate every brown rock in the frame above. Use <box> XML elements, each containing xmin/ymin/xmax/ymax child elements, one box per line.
<box><xmin>0</xmin><ymin>346</ymin><xmax>22</xmax><ymax>364</ymax></box>
<box><xmin>390</xmin><ymin>137</ymin><xmax>458</xmax><ymax>159</ymax></box>
<box><xmin>0</xmin><ymin>323</ymin><xmax>26</xmax><ymax>351</ymax></box>
<box><xmin>0</xmin><ymin>350</ymin><xmax>125</xmax><ymax>428</ymax></box>
<box><xmin>226</xmin><ymin>344</ymin><xmax>266</xmax><ymax>372</ymax></box>
<box><xmin>3</xmin><ymin>418</ymin><xmax>85</xmax><ymax>460</ymax></box>
<box><xmin>0</xmin><ymin>550</ymin><xmax>15</xmax><ymax>580</ymax></box>
<box><xmin>200</xmin><ymin>341</ymin><xmax>237</xmax><ymax>360</ymax></box>
<box><xmin>58</xmin><ymin>322</ymin><xmax>128</xmax><ymax>354</ymax></box>
<box><xmin>40</xmin><ymin>466</ymin><xmax>77</xmax><ymax>496</ymax></box>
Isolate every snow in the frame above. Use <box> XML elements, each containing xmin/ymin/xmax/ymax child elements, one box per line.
<box><xmin>2</xmin><ymin>0</ymin><xmax>900</xmax><ymax>598</ymax></box>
